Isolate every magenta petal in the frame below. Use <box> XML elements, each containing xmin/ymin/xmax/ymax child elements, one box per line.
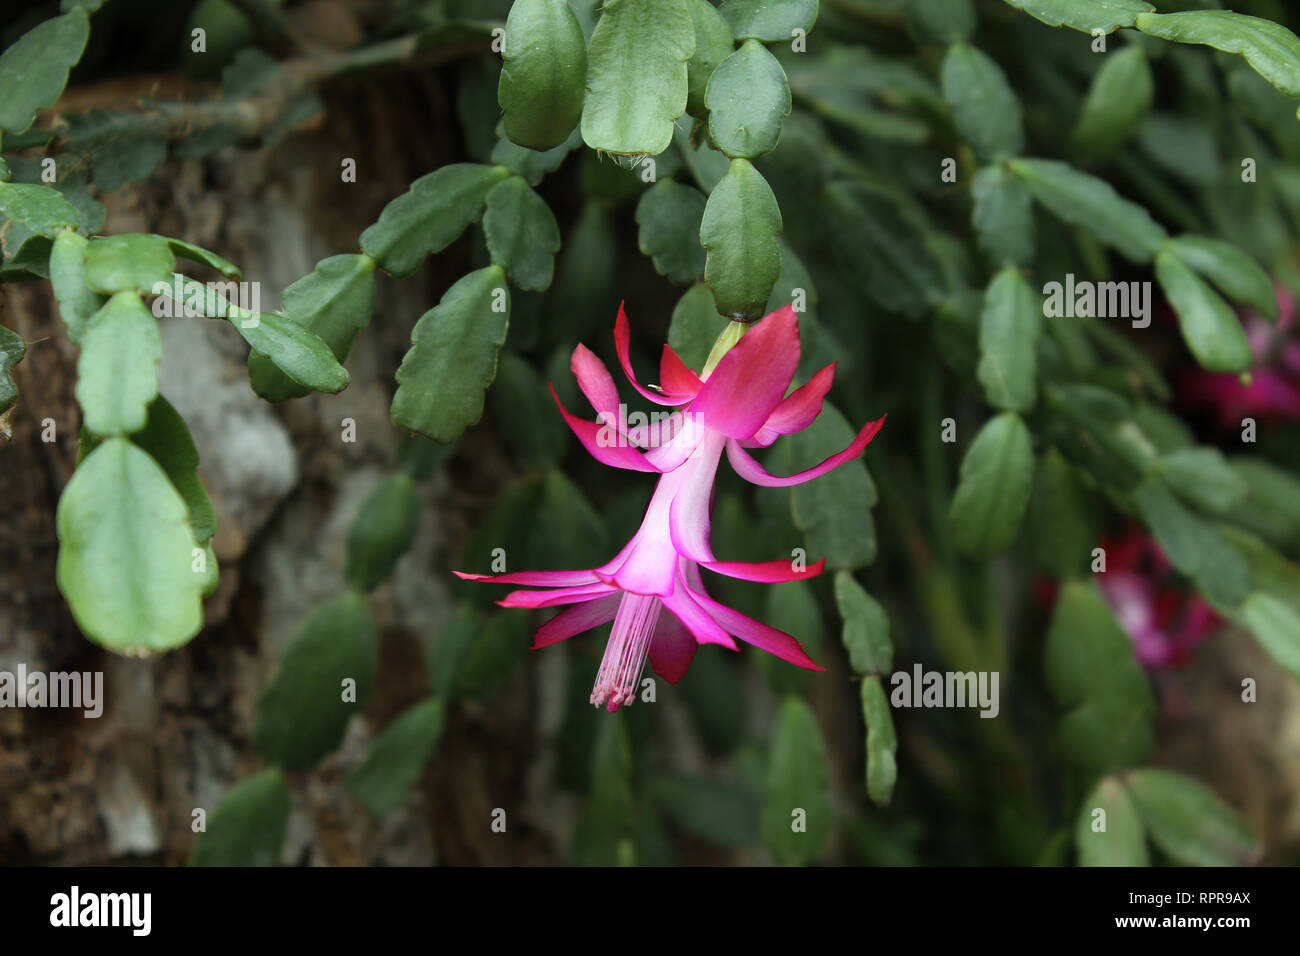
<box><xmin>550</xmin><ymin>383</ymin><xmax>661</xmax><ymax>473</ymax></box>
<box><xmin>454</xmin><ymin>569</ymin><xmax>599</xmax><ymax>586</ymax></box>
<box><xmin>649</xmin><ymin>611</ymin><xmax>697</xmax><ymax>683</ymax></box>
<box><xmin>701</xmin><ymin>557</ymin><xmax>827</xmax><ymax>583</ymax></box>
<box><xmin>726</xmin><ymin>414</ymin><xmax>887</xmax><ymax>487</ymax></box>
<box><xmin>660</xmin><ymin>345</ymin><xmax>703</xmax><ymax>398</ymax></box>
<box><xmin>661</xmin><ymin>586</ymin><xmax>737</xmax><ymax>650</ymax></box>
<box><xmin>614</xmin><ymin>304</ymin><xmax>694</xmax><ymax>407</ymax></box>
<box><xmin>763</xmin><ymin>363</ymin><xmax>836</xmax><ymax>435</ymax></box>
<box><xmin>499</xmin><ymin>582</ymin><xmax>617</xmax><ymax>609</ymax></box>
<box><xmin>666</xmin><ymin>435</ymin><xmax>724</xmax><ymax>563</ymax></box>
<box><xmin>689</xmin><ymin>306</ymin><xmax>801</xmax><ymax>439</ymax></box>
<box><xmin>533</xmin><ymin>593</ymin><xmax>621</xmax><ymax>648</ymax></box>
<box><xmin>689</xmin><ymin>589</ymin><xmax>825</xmax><ymax>671</ymax></box>
<box><xmin>571</xmin><ymin>343</ymin><xmax>623</xmax><ymax>422</ymax></box>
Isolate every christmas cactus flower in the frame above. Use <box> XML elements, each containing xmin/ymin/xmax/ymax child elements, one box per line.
<box><xmin>457</xmin><ymin>305</ymin><xmax>885</xmax><ymax>711</ymax></box>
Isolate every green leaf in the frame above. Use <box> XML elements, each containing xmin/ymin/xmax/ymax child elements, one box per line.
<box><xmin>0</xmin><ymin>324</ymin><xmax>26</xmax><ymax>417</ymax></box>
<box><xmin>574</xmin><ymin>715</ymin><xmax>636</xmax><ymax>865</ymax></box>
<box><xmin>491</xmin><ymin>350</ymin><xmax>567</xmax><ymax>470</ymax></box>
<box><xmin>1239</xmin><ymin>591</ymin><xmax>1300</xmax><ymax>681</ymax></box>
<box><xmin>498</xmin><ymin>0</ymin><xmax>587</xmax><ymax>151</ymax></box>
<box><xmin>49</xmin><ymin>229</ymin><xmax>102</xmax><ymax>343</ymax></box>
<box><xmin>977</xmin><ymin>267</ymin><xmax>1041</xmax><ymax>412</ymax></box>
<box><xmin>700</xmin><ymin>158</ymin><xmax>782</xmax><ymax>318</ymax></box>
<box><xmin>1134</xmin><ymin>479</ymin><xmax>1251</xmax><ymax>608</ymax></box>
<box><xmin>721</xmin><ymin>0</ymin><xmax>819</xmax><ymax>42</ymax></box>
<box><xmin>56</xmin><ymin>438</ymin><xmax>205</xmax><ymax>653</ymax></box>
<box><xmin>1125</xmin><ymin>768</ymin><xmax>1260</xmax><ymax>866</ymax></box>
<box><xmin>253</xmin><ymin>592</ymin><xmax>378</xmax><ymax>771</ymax></box>
<box><xmin>782</xmin><ymin>400</ymin><xmax>878</xmax><ymax>570</ymax></box>
<box><xmin>83</xmin><ymin>234</ymin><xmax>176</xmax><ymax>294</ymax></box>
<box><xmin>1005</xmin><ymin>0</ymin><xmax>1153</xmax><ymax>34</ymax></box>
<box><xmin>668</xmin><ymin>282</ymin><xmax>729</xmax><ymax>370</ymax></box>
<box><xmin>1009</xmin><ymin>158</ymin><xmax>1167</xmax><ymax>263</ymax></box>
<box><xmin>972</xmin><ymin>166</ymin><xmax>1035</xmax><ymax>268</ymax></box>
<box><xmin>491</xmin><ymin>124</ymin><xmax>582</xmax><ymax>186</ymax></box>
<box><xmin>158</xmin><ymin>236</ymin><xmax>241</xmax><ymax>278</ymax></box>
<box><xmin>427</xmin><ymin>605</ymin><xmax>478</xmax><ymax>698</ymax></box>
<box><xmin>652</xmin><ymin>774</ymin><xmax>761</xmax><ymax>847</ymax></box>
<box><xmin>581</xmin><ymin>0</ymin><xmax>694</xmax><ymax>155</ymax></box>
<box><xmin>75</xmin><ymin>292</ymin><xmax>161</xmax><ymax>436</ymax></box>
<box><xmin>1166</xmin><ymin>234</ymin><xmax>1278</xmax><ymax>320</ymax></box>
<box><xmin>1154</xmin><ymin>250</ymin><xmax>1252</xmax><ymax>373</ymax></box>
<box><xmin>1045</xmin><ymin>580</ymin><xmax>1155</xmax><ymax>769</ymax></box>
<box><xmin>1136</xmin><ymin>10</ymin><xmax>1300</xmax><ymax>99</ymax></box>
<box><xmin>706</xmin><ymin>39</ymin><xmax>791</xmax><ymax>160</ymax></box>
<box><xmin>188</xmin><ymin>769</ymin><xmax>290</xmax><ymax>867</ymax></box>
<box><xmin>860</xmin><ymin>676</ymin><xmax>898</xmax><ymax>806</ymax></box>
<box><xmin>360</xmin><ymin>164</ymin><xmax>509</xmax><ymax>278</ymax></box>
<box><xmin>1028</xmin><ymin>449</ymin><xmax>1100</xmax><ymax>578</ymax></box>
<box><xmin>823</xmin><ymin>181</ymin><xmax>944</xmax><ymax>318</ymax></box>
<box><xmin>1160</xmin><ymin>447</ymin><xmax>1247</xmax><ymax>515</ymax></box>
<box><xmin>60</xmin><ymin>110</ymin><xmax>167</xmax><ymax>192</ymax></box>
<box><xmin>834</xmin><ymin>571</ymin><xmax>891</xmax><ymax>675</ymax></box>
<box><xmin>756</xmin><ymin>578</ymin><xmax>824</xmax><ymax>695</ymax></box>
<box><xmin>0</xmin><ymin>182</ymin><xmax>81</xmax><ymax>236</ymax></box>
<box><xmin>1072</xmin><ymin>46</ymin><xmax>1153</xmax><ymax>160</ymax></box>
<box><xmin>1076</xmin><ymin>776</ymin><xmax>1150</xmax><ymax>867</ymax></box>
<box><xmin>345</xmin><ymin>471</ymin><xmax>419</xmax><ymax>593</ymax></box>
<box><xmin>391</xmin><ymin>266</ymin><xmax>510</xmax><ymax>443</ymax></box>
<box><xmin>458</xmin><ymin>608</ymin><xmax>529</xmax><ymax>699</ymax></box>
<box><xmin>0</xmin><ymin>8</ymin><xmax>90</xmax><ymax>133</ymax></box>
<box><xmin>347</xmin><ymin>697</ymin><xmax>445</xmax><ymax>820</ymax></box>
<box><xmin>482</xmin><ymin>175</ymin><xmax>561</xmax><ymax>291</ymax></box>
<box><xmin>636</xmin><ymin>179</ymin><xmax>707</xmax><ymax>284</ymax></box>
<box><xmin>904</xmin><ymin>0</ymin><xmax>974</xmax><ymax>44</ymax></box>
<box><xmin>948</xmin><ymin>412</ymin><xmax>1035</xmax><ymax>558</ymax></box>
<box><xmin>1043</xmin><ymin>384</ymin><xmax>1152</xmax><ymax>490</ymax></box>
<box><xmin>237</xmin><ymin>310</ymin><xmax>350</xmax><ymax>395</ymax></box>
<box><xmin>761</xmin><ymin>697</ymin><xmax>831</xmax><ymax>866</ymax></box>
<box><xmin>249</xmin><ymin>253</ymin><xmax>376</xmax><ymax>402</ymax></box>
<box><xmin>684</xmin><ymin>0</ymin><xmax>735</xmax><ymax>118</ymax></box>
<box><xmin>131</xmin><ymin>395</ymin><xmax>217</xmax><ymax>548</ymax></box>
<box><xmin>942</xmin><ymin>44</ymin><xmax>1024</xmax><ymax>162</ymax></box>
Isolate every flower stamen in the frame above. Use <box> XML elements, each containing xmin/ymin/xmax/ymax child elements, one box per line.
<box><xmin>591</xmin><ymin>591</ymin><xmax>662</xmax><ymax>712</ymax></box>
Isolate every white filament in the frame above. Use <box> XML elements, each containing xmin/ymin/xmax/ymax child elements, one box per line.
<box><xmin>590</xmin><ymin>592</ymin><xmax>662</xmax><ymax>711</ymax></box>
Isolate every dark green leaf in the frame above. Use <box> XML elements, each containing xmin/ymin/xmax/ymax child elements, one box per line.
<box><xmin>347</xmin><ymin>697</ymin><xmax>445</xmax><ymax>820</ymax></box>
<box><xmin>188</xmin><ymin>769</ymin><xmax>289</xmax><ymax>867</ymax></box>
<box><xmin>482</xmin><ymin>175</ymin><xmax>561</xmax><ymax>291</ymax></box>
<box><xmin>238</xmin><ymin>310</ymin><xmax>350</xmax><ymax>395</ymax></box>
<box><xmin>706</xmin><ymin>39</ymin><xmax>791</xmax><ymax>160</ymax></box>
<box><xmin>834</xmin><ymin>571</ymin><xmax>891</xmax><ymax>675</ymax></box>
<box><xmin>948</xmin><ymin>411</ymin><xmax>1035</xmax><ymax>558</ymax></box>
<box><xmin>1028</xmin><ymin>448</ymin><xmax>1100</xmax><ymax>579</ymax></box>
<box><xmin>635</xmin><ymin>179</ymin><xmax>707</xmax><ymax>284</ymax></box>
<box><xmin>0</xmin><ymin>8</ymin><xmax>90</xmax><ymax>133</ymax></box>
<box><xmin>1134</xmin><ymin>479</ymin><xmax>1251</xmax><ymax>608</ymax></box>
<box><xmin>345</xmin><ymin>471</ymin><xmax>419</xmax><ymax>592</ymax></box>
<box><xmin>498</xmin><ymin>0</ymin><xmax>587</xmax><ymax>151</ymax></box>
<box><xmin>653</xmin><ymin>774</ymin><xmax>761</xmax><ymax>847</ymax></box>
<box><xmin>700</xmin><ymin>158</ymin><xmax>782</xmax><ymax>318</ymax></box>
<box><xmin>761</xmin><ymin>696</ymin><xmax>831</xmax><ymax>865</ymax></box>
<box><xmin>685</xmin><ymin>0</ymin><xmax>735</xmax><ymax>118</ymax></box>
<box><xmin>0</xmin><ymin>182</ymin><xmax>81</xmax><ymax>236</ymax></box>
<box><xmin>1155</xmin><ymin>250</ymin><xmax>1252</xmax><ymax>374</ymax></box>
<box><xmin>1160</xmin><ymin>447</ymin><xmax>1247</xmax><ymax>515</ymax></box>
<box><xmin>1125</xmin><ymin>768</ymin><xmax>1261</xmax><ymax>866</ymax></box>
<box><xmin>1136</xmin><ymin>10</ymin><xmax>1300</xmax><ymax>99</ymax></box>
<box><xmin>721</xmin><ymin>0</ymin><xmax>819</xmax><ymax>42</ymax></box>
<box><xmin>1006</xmin><ymin>0</ymin><xmax>1154</xmax><ymax>34</ymax></box>
<box><xmin>1072</xmin><ymin>46</ymin><xmax>1153</xmax><ymax>160</ymax></box>
<box><xmin>972</xmin><ymin>165</ymin><xmax>1035</xmax><ymax>268</ymax></box>
<box><xmin>977</xmin><ymin>267</ymin><xmax>1041</xmax><ymax>412</ymax></box>
<box><xmin>942</xmin><ymin>44</ymin><xmax>1024</xmax><ymax>162</ymax></box>
<box><xmin>668</xmin><ymin>282</ymin><xmax>728</xmax><ymax>370</ymax></box>
<box><xmin>1166</xmin><ymin>234</ymin><xmax>1279</xmax><ymax>320</ymax></box>
<box><xmin>0</xmin><ymin>324</ymin><xmax>26</xmax><ymax>417</ymax></box>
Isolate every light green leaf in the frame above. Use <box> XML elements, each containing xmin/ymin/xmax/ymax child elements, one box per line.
<box><xmin>668</xmin><ymin>282</ymin><xmax>729</xmax><ymax>370</ymax></box>
<box><xmin>0</xmin><ymin>325</ymin><xmax>26</xmax><ymax>418</ymax></box>
<box><xmin>131</xmin><ymin>395</ymin><xmax>217</xmax><ymax>548</ymax></box>
<box><xmin>1166</xmin><ymin>234</ymin><xmax>1278</xmax><ymax>320</ymax></box>
<box><xmin>1125</xmin><ymin>768</ymin><xmax>1260</xmax><ymax>866</ymax></box>
<box><xmin>498</xmin><ymin>0</ymin><xmax>587</xmax><ymax>151</ymax></box>
<box><xmin>253</xmin><ymin>592</ymin><xmax>378</xmax><ymax>771</ymax></box>
<box><xmin>977</xmin><ymin>267</ymin><xmax>1041</xmax><ymax>412</ymax></box>
<box><xmin>636</xmin><ymin>179</ymin><xmax>707</xmax><ymax>284</ymax></box>
<box><xmin>942</xmin><ymin>44</ymin><xmax>1024</xmax><ymax>162</ymax></box>
<box><xmin>1154</xmin><ymin>250</ymin><xmax>1252</xmax><ymax>374</ymax></box>
<box><xmin>761</xmin><ymin>697</ymin><xmax>831</xmax><ymax>865</ymax></box>
<box><xmin>1136</xmin><ymin>10</ymin><xmax>1300</xmax><ymax>99</ymax></box>
<box><xmin>56</xmin><ymin>438</ymin><xmax>205</xmax><ymax>653</ymax></box>
<box><xmin>76</xmin><ymin>292</ymin><xmax>161</xmax><ymax>436</ymax></box>
<box><xmin>157</xmin><ymin>236</ymin><xmax>241</xmax><ymax>278</ymax></box>
<box><xmin>249</xmin><ymin>253</ymin><xmax>376</xmax><ymax>402</ymax></box>
<box><xmin>1134</xmin><ymin>478</ymin><xmax>1251</xmax><ymax>608</ymax></box>
<box><xmin>1160</xmin><ymin>447</ymin><xmax>1247</xmax><ymax>515</ymax></box>
<box><xmin>706</xmin><ymin>39</ymin><xmax>791</xmax><ymax>160</ymax></box>
<box><xmin>0</xmin><ymin>182</ymin><xmax>81</xmax><ymax>236</ymax></box>
<box><xmin>972</xmin><ymin>166</ymin><xmax>1035</xmax><ymax>268</ymax></box>
<box><xmin>491</xmin><ymin>350</ymin><xmax>567</xmax><ymax>470</ymax></box>
<box><xmin>721</xmin><ymin>0</ymin><xmax>819</xmax><ymax>42</ymax></box>
<box><xmin>49</xmin><ymin>229</ymin><xmax>102</xmax><ymax>342</ymax></box>
<box><xmin>1009</xmin><ymin>158</ymin><xmax>1167</xmax><ymax>263</ymax></box>
<box><xmin>834</xmin><ymin>571</ymin><xmax>891</xmax><ymax>675</ymax></box>
<box><xmin>360</xmin><ymin>164</ymin><xmax>509</xmax><ymax>278</ymax></box>
<box><xmin>188</xmin><ymin>769</ymin><xmax>290</xmax><ymax>867</ymax></box>
<box><xmin>1076</xmin><ymin>776</ymin><xmax>1149</xmax><ymax>866</ymax></box>
<box><xmin>948</xmin><ymin>411</ymin><xmax>1034</xmax><ymax>558</ymax></box>
<box><xmin>238</xmin><ymin>310</ymin><xmax>350</xmax><ymax>394</ymax></box>
<box><xmin>1072</xmin><ymin>46</ymin><xmax>1153</xmax><ymax>160</ymax></box>
<box><xmin>1028</xmin><ymin>448</ymin><xmax>1100</xmax><ymax>578</ymax></box>
<box><xmin>860</xmin><ymin>676</ymin><xmax>897</xmax><ymax>806</ymax></box>
<box><xmin>700</xmin><ymin>158</ymin><xmax>782</xmax><ymax>318</ymax></box>
<box><xmin>391</xmin><ymin>266</ymin><xmax>510</xmax><ymax>443</ymax></box>
<box><xmin>1240</xmin><ymin>591</ymin><xmax>1300</xmax><ymax>681</ymax></box>
<box><xmin>1005</xmin><ymin>0</ymin><xmax>1153</xmax><ymax>34</ymax></box>
<box><xmin>347</xmin><ymin>697</ymin><xmax>445</xmax><ymax>820</ymax></box>
<box><xmin>345</xmin><ymin>471</ymin><xmax>419</xmax><ymax>593</ymax></box>
<box><xmin>581</xmin><ymin>0</ymin><xmax>694</xmax><ymax>155</ymax></box>
<box><xmin>685</xmin><ymin>0</ymin><xmax>735</xmax><ymax>118</ymax></box>
<box><xmin>482</xmin><ymin>175</ymin><xmax>561</xmax><ymax>291</ymax></box>
<box><xmin>0</xmin><ymin>8</ymin><xmax>90</xmax><ymax>133</ymax></box>
<box><xmin>84</xmin><ymin>234</ymin><xmax>176</xmax><ymax>293</ymax></box>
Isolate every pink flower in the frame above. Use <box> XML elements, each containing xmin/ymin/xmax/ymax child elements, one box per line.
<box><xmin>1095</xmin><ymin>526</ymin><xmax>1219</xmax><ymax>670</ymax></box>
<box><xmin>457</xmin><ymin>305</ymin><xmax>885</xmax><ymax>711</ymax></box>
<box><xmin>1177</xmin><ymin>285</ymin><xmax>1300</xmax><ymax>429</ymax></box>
